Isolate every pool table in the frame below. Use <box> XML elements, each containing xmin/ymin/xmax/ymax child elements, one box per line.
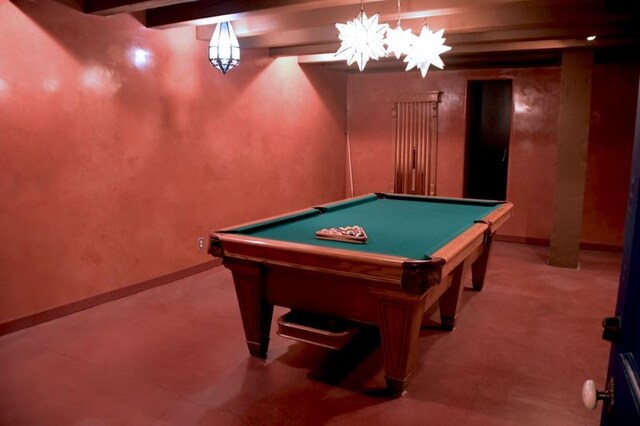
<box><xmin>208</xmin><ymin>193</ymin><xmax>512</xmax><ymax>393</ymax></box>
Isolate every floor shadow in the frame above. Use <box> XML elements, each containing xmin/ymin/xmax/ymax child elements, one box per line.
<box><xmin>304</xmin><ymin>326</ymin><xmax>380</xmax><ymax>386</ymax></box>
<box><xmin>274</xmin><ymin>325</ymin><xmax>388</xmax><ymax>394</ymax></box>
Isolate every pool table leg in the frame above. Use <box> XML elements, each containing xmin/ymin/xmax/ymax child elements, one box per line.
<box><xmin>374</xmin><ymin>291</ymin><xmax>427</xmax><ymax>394</ymax></box>
<box><xmin>471</xmin><ymin>231</ymin><xmax>494</xmax><ymax>291</ymax></box>
<box><xmin>438</xmin><ymin>262</ymin><xmax>465</xmax><ymax>330</ymax></box>
<box><xmin>225</xmin><ymin>258</ymin><xmax>274</xmax><ymax>359</ymax></box>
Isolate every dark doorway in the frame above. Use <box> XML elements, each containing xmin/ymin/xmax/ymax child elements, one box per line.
<box><xmin>465</xmin><ymin>80</ymin><xmax>512</xmax><ymax>200</ymax></box>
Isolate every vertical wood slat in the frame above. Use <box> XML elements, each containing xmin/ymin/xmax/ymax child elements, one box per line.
<box><xmin>393</xmin><ymin>104</ymin><xmax>401</xmax><ymax>193</ymax></box>
<box><xmin>394</xmin><ymin>103</ymin><xmax>403</xmax><ymax>194</ymax></box>
<box><xmin>415</xmin><ymin>102</ymin><xmax>422</xmax><ymax>194</ymax></box>
<box><xmin>397</xmin><ymin>103</ymin><xmax>404</xmax><ymax>193</ymax></box>
<box><xmin>413</xmin><ymin>103</ymin><xmax>418</xmax><ymax>193</ymax></box>
<box><xmin>404</xmin><ymin>103</ymin><xmax>411</xmax><ymax>193</ymax></box>
<box><xmin>414</xmin><ymin>103</ymin><xmax>420</xmax><ymax>195</ymax></box>
<box><xmin>418</xmin><ymin>102</ymin><xmax>427</xmax><ymax>194</ymax></box>
<box><xmin>393</xmin><ymin>97</ymin><xmax>441</xmax><ymax>195</ymax></box>
<box><xmin>428</xmin><ymin>102</ymin><xmax>438</xmax><ymax>195</ymax></box>
<box><xmin>403</xmin><ymin>102</ymin><xmax>409</xmax><ymax>193</ymax></box>
<box><xmin>422</xmin><ymin>102</ymin><xmax>430</xmax><ymax>195</ymax></box>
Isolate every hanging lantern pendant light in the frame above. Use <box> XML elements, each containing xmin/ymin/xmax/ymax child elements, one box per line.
<box><xmin>209</xmin><ymin>21</ymin><xmax>240</xmax><ymax>74</ymax></box>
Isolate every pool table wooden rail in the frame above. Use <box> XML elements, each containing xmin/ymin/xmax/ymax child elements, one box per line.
<box><xmin>210</xmin><ymin>233</ymin><xmax>445</xmax><ymax>294</ymax></box>
<box><xmin>432</xmin><ymin>201</ymin><xmax>512</xmax><ymax>286</ymax></box>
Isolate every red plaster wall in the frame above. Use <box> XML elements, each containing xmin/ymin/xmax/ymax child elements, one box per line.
<box><xmin>0</xmin><ymin>1</ymin><xmax>346</xmax><ymax>322</ymax></box>
<box><xmin>347</xmin><ymin>68</ymin><xmax>561</xmax><ymax>240</ymax></box>
<box><xmin>346</xmin><ymin>65</ymin><xmax>637</xmax><ymax>246</ymax></box>
<box><xmin>582</xmin><ymin>63</ymin><xmax>639</xmax><ymax>246</ymax></box>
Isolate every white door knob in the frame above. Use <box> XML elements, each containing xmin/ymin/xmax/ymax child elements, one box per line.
<box><xmin>582</xmin><ymin>379</ymin><xmax>598</xmax><ymax>409</ymax></box>
<box><xmin>582</xmin><ymin>379</ymin><xmax>613</xmax><ymax>410</ymax></box>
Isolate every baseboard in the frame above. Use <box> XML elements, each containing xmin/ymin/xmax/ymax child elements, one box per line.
<box><xmin>496</xmin><ymin>234</ymin><xmax>622</xmax><ymax>252</ymax></box>
<box><xmin>0</xmin><ymin>259</ymin><xmax>221</xmax><ymax>337</ymax></box>
<box><xmin>496</xmin><ymin>235</ymin><xmax>550</xmax><ymax>246</ymax></box>
<box><xmin>579</xmin><ymin>242</ymin><xmax>623</xmax><ymax>252</ymax></box>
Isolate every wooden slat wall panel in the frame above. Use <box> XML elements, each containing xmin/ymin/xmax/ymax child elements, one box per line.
<box><xmin>393</xmin><ymin>96</ymin><xmax>441</xmax><ymax>195</ymax></box>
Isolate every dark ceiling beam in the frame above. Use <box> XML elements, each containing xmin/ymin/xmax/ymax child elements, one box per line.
<box><xmin>83</xmin><ymin>0</ymin><xmax>194</xmax><ymax>15</ymax></box>
<box><xmin>145</xmin><ymin>0</ymin><xmax>542</xmax><ymax>29</ymax></box>
<box><xmin>145</xmin><ymin>0</ymin><xmax>364</xmax><ymax>28</ymax></box>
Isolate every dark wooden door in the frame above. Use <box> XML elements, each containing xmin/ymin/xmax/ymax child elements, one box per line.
<box><xmin>597</xmin><ymin>79</ymin><xmax>640</xmax><ymax>425</ymax></box>
<box><xmin>465</xmin><ymin>80</ymin><xmax>512</xmax><ymax>200</ymax></box>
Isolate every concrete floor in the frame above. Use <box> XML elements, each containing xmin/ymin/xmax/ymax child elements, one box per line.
<box><xmin>0</xmin><ymin>242</ymin><xmax>620</xmax><ymax>425</ymax></box>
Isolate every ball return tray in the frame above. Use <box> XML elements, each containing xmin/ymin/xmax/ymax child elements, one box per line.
<box><xmin>276</xmin><ymin>310</ymin><xmax>360</xmax><ymax>350</ymax></box>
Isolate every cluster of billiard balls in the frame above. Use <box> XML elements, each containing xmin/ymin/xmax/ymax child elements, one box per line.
<box><xmin>320</xmin><ymin>225</ymin><xmax>366</xmax><ymax>238</ymax></box>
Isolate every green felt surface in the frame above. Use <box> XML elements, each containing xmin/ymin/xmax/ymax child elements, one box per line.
<box><xmin>232</xmin><ymin>195</ymin><xmax>501</xmax><ymax>260</ymax></box>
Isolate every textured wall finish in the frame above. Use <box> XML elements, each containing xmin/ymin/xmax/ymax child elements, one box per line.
<box><xmin>0</xmin><ymin>1</ymin><xmax>347</xmax><ymax>323</ymax></box>
<box><xmin>582</xmin><ymin>63</ymin><xmax>638</xmax><ymax>247</ymax></box>
<box><xmin>347</xmin><ymin>68</ymin><xmax>561</xmax><ymax>241</ymax></box>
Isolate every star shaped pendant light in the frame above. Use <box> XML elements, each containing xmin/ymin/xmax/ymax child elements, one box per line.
<box><xmin>335</xmin><ymin>6</ymin><xmax>388</xmax><ymax>71</ymax></box>
<box><xmin>384</xmin><ymin>25</ymin><xmax>415</xmax><ymax>59</ymax></box>
<box><xmin>404</xmin><ymin>25</ymin><xmax>451</xmax><ymax>77</ymax></box>
<box><xmin>383</xmin><ymin>1</ymin><xmax>414</xmax><ymax>59</ymax></box>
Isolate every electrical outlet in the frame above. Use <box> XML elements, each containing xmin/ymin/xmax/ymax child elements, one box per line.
<box><xmin>197</xmin><ymin>237</ymin><xmax>205</xmax><ymax>250</ymax></box>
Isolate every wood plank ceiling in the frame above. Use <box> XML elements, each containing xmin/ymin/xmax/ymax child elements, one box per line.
<box><xmin>84</xmin><ymin>0</ymin><xmax>639</xmax><ymax>71</ymax></box>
